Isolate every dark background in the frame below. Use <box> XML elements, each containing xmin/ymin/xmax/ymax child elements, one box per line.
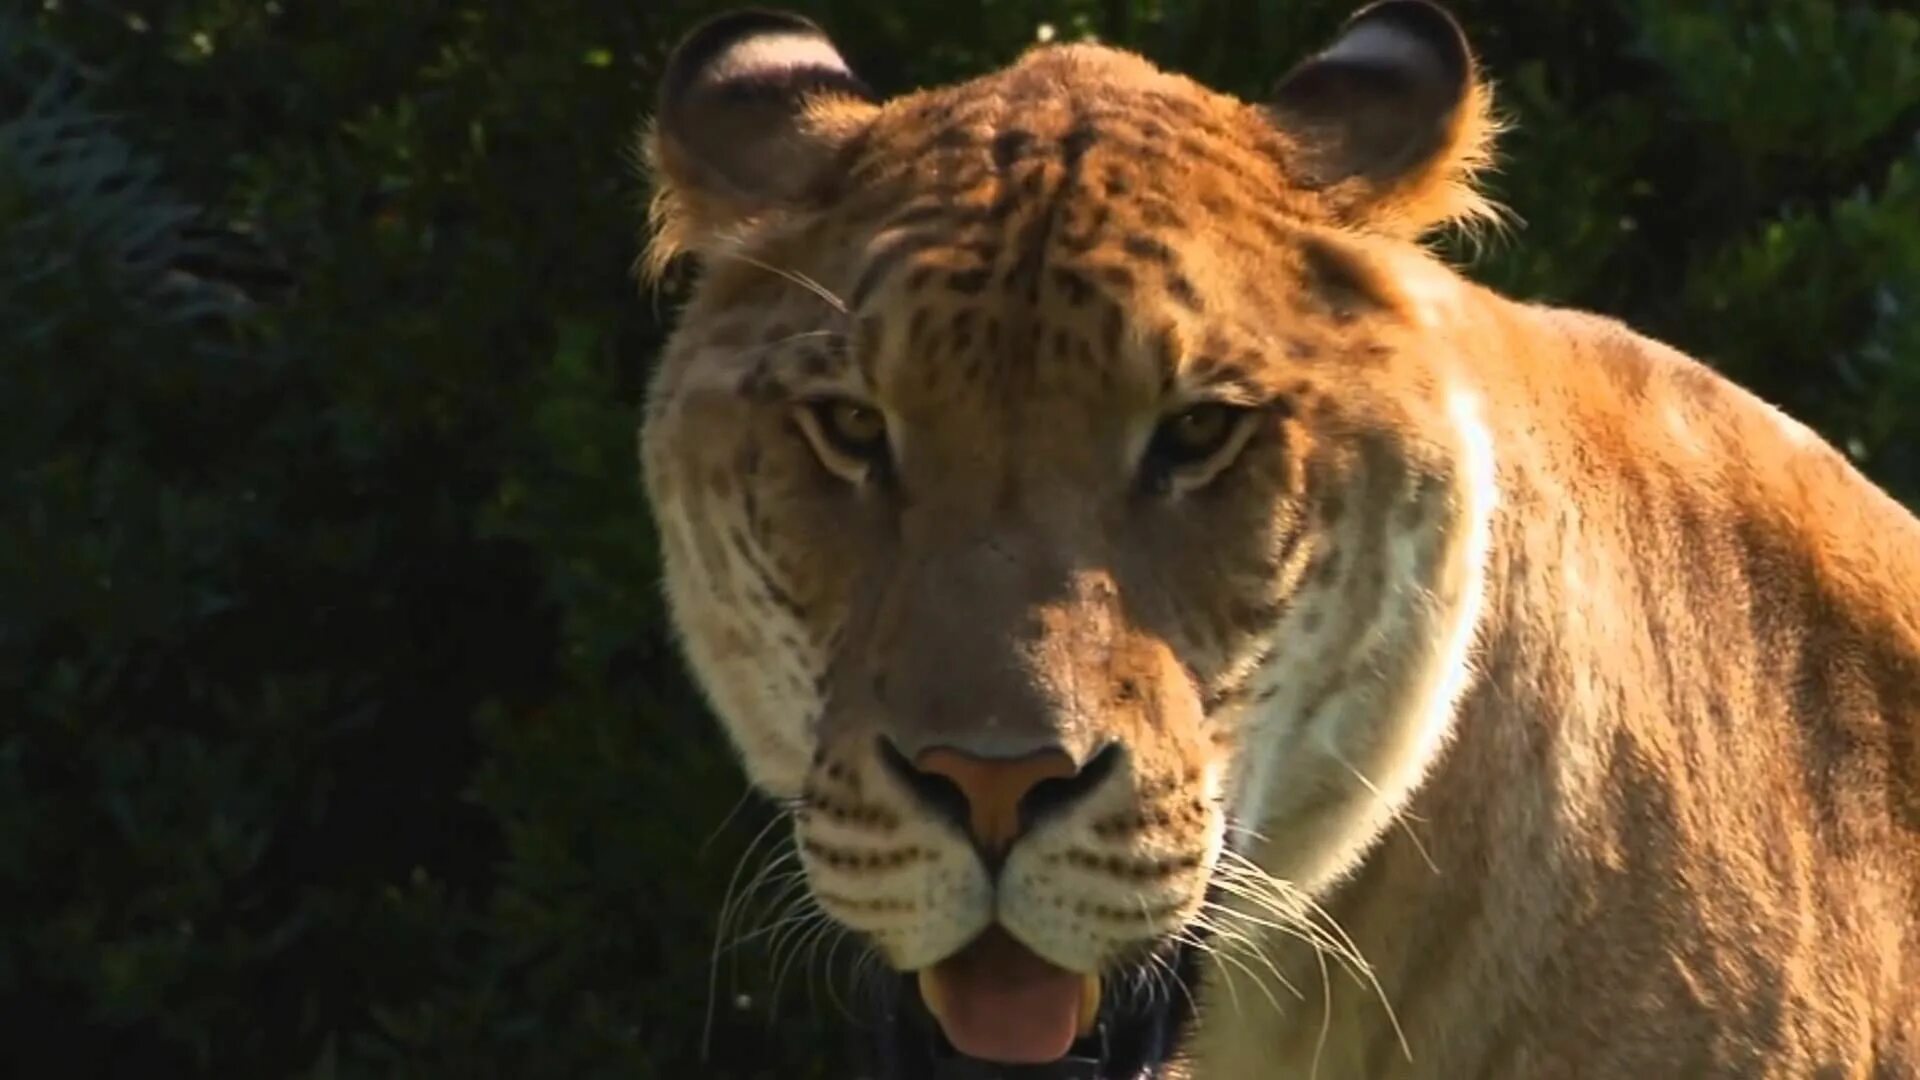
<box><xmin>4</xmin><ymin>0</ymin><xmax>1916</xmax><ymax>1076</ymax></box>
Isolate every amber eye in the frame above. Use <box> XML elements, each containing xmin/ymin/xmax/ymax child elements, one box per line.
<box><xmin>798</xmin><ymin>398</ymin><xmax>891</xmax><ymax>480</ymax></box>
<box><xmin>1149</xmin><ymin>402</ymin><xmax>1244</xmax><ymax>468</ymax></box>
<box><xmin>815</xmin><ymin>399</ymin><xmax>886</xmax><ymax>454</ymax></box>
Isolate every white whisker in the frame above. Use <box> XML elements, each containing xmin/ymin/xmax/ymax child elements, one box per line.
<box><xmin>719</xmin><ymin>251</ymin><xmax>848</xmax><ymax>315</ymax></box>
<box><xmin>1328</xmin><ymin>747</ymin><xmax>1440</xmax><ymax>875</ymax></box>
<box><xmin>704</xmin><ymin>809</ymin><xmax>794</xmax><ymax>1058</ymax></box>
<box><xmin>1310</xmin><ymin>938</ymin><xmax>1333</xmax><ymax>1080</ymax></box>
<box><xmin>1218</xmin><ymin>851</ymin><xmax>1412</xmax><ymax>1063</ymax></box>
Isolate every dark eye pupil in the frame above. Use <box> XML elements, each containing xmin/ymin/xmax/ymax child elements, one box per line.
<box><xmin>814</xmin><ymin>400</ymin><xmax>888</xmax><ymax>460</ymax></box>
<box><xmin>837</xmin><ymin>406</ymin><xmax>879</xmax><ymax>441</ymax></box>
<box><xmin>1173</xmin><ymin>407</ymin><xmax>1227</xmax><ymax>447</ymax></box>
<box><xmin>1148</xmin><ymin>404</ymin><xmax>1241</xmax><ymax>474</ymax></box>
<box><xmin>1178</xmin><ymin>408</ymin><xmax>1223</xmax><ymax>443</ymax></box>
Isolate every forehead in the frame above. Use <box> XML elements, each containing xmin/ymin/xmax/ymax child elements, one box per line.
<box><xmin>828</xmin><ymin>47</ymin><xmax>1325</xmax><ymax>405</ymax></box>
<box><xmin>844</xmin><ymin>44</ymin><xmax>1300</xmax><ymax>223</ymax></box>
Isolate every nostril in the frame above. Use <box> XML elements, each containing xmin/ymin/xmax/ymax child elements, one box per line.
<box><xmin>1018</xmin><ymin>741</ymin><xmax>1119</xmax><ymax>833</ymax></box>
<box><xmin>876</xmin><ymin>737</ymin><xmax>972</xmax><ymax>835</ymax></box>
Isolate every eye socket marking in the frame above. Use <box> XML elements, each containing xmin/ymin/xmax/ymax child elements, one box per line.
<box><xmin>795</xmin><ymin>397</ymin><xmax>890</xmax><ymax>482</ymax></box>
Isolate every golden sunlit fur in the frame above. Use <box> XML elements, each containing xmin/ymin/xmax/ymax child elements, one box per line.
<box><xmin>639</xmin><ymin>6</ymin><xmax>1919</xmax><ymax>1076</ymax></box>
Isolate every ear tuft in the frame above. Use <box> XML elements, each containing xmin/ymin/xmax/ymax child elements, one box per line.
<box><xmin>1269</xmin><ymin>0</ymin><xmax>1504</xmax><ymax>237</ymax></box>
<box><xmin>642</xmin><ymin>9</ymin><xmax>877</xmax><ymax>280</ymax></box>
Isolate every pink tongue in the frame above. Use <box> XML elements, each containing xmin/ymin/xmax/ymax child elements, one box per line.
<box><xmin>922</xmin><ymin>928</ymin><xmax>1082</xmax><ymax>1064</ymax></box>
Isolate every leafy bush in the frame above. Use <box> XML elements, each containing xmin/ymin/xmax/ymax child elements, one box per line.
<box><xmin>4</xmin><ymin>1</ymin><xmax>1915</xmax><ymax>1077</ymax></box>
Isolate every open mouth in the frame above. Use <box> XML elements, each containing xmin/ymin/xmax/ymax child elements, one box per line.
<box><xmin>917</xmin><ymin>927</ymin><xmax>1100</xmax><ymax>1063</ymax></box>
<box><xmin>860</xmin><ymin>927</ymin><xmax>1202</xmax><ymax>1079</ymax></box>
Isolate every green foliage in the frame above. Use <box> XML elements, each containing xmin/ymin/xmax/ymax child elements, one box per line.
<box><xmin>3</xmin><ymin>1</ymin><xmax>1915</xmax><ymax>1077</ymax></box>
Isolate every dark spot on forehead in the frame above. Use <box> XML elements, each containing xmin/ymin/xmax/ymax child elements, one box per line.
<box><xmin>992</xmin><ymin>129</ymin><xmax>1036</xmax><ymax>171</ymax></box>
<box><xmin>1137</xmin><ymin>199</ymin><xmax>1185</xmax><ymax>230</ymax></box>
<box><xmin>1165</xmin><ymin>271</ymin><xmax>1202</xmax><ymax>312</ymax></box>
<box><xmin>1061</xmin><ymin>203</ymin><xmax>1112</xmax><ymax>253</ymax></box>
<box><xmin>852</xmin><ymin>228</ymin><xmax>956</xmax><ymax>308</ymax></box>
<box><xmin>1051</xmin><ymin>267</ymin><xmax>1093</xmax><ymax>307</ymax></box>
<box><xmin>929</xmin><ymin>125</ymin><xmax>975</xmax><ymax>151</ymax></box>
<box><xmin>737</xmin><ymin>360</ymin><xmax>781</xmax><ymax>402</ymax></box>
<box><xmin>1121</xmin><ymin>234</ymin><xmax>1176</xmax><ymax>266</ymax></box>
<box><xmin>1061</xmin><ymin>123</ymin><xmax>1099</xmax><ymax>165</ymax></box>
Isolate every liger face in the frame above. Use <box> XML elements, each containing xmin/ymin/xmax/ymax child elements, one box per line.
<box><xmin>643</xmin><ymin>2</ymin><xmax>1498</xmax><ymax>1066</ymax></box>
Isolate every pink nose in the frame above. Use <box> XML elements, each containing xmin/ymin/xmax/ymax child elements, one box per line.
<box><xmin>909</xmin><ymin>746</ymin><xmax>1079</xmax><ymax>855</ymax></box>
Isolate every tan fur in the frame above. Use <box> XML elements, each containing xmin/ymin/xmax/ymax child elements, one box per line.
<box><xmin>639</xmin><ymin>16</ymin><xmax>1920</xmax><ymax>1078</ymax></box>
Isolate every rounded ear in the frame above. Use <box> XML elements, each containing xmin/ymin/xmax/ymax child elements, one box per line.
<box><xmin>1268</xmin><ymin>0</ymin><xmax>1501</xmax><ymax>235</ymax></box>
<box><xmin>643</xmin><ymin>9</ymin><xmax>878</xmax><ymax>275</ymax></box>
